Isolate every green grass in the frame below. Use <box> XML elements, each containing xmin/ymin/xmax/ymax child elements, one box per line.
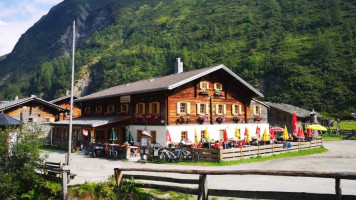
<box><xmin>148</xmin><ymin>189</ymin><xmax>194</xmax><ymax>200</ymax></box>
<box><xmin>150</xmin><ymin>147</ymin><xmax>328</xmax><ymax>166</ymax></box>
<box><xmin>331</xmin><ymin>120</ymin><xmax>356</xmax><ymax>130</ymax></box>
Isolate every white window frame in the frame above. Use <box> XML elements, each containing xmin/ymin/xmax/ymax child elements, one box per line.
<box><xmin>254</xmin><ymin>105</ymin><xmax>261</xmax><ymax>115</ymax></box>
<box><xmin>177</xmin><ymin>102</ymin><xmax>190</xmax><ymax>115</ymax></box>
<box><xmin>214</xmin><ymin>82</ymin><xmax>223</xmax><ymax>90</ymax></box>
<box><xmin>215</xmin><ymin>103</ymin><xmax>226</xmax><ymax>115</ymax></box>
<box><xmin>199</xmin><ymin>81</ymin><xmax>209</xmax><ymax>90</ymax></box>
<box><xmin>197</xmin><ymin>103</ymin><xmax>209</xmax><ymax>115</ymax></box>
<box><xmin>232</xmin><ymin>104</ymin><xmax>242</xmax><ymax>115</ymax></box>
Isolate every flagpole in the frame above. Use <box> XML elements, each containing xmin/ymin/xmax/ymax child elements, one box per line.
<box><xmin>67</xmin><ymin>21</ymin><xmax>75</xmax><ymax>165</ymax></box>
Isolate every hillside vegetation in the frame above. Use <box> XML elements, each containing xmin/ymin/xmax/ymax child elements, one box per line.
<box><xmin>0</xmin><ymin>0</ymin><xmax>355</xmax><ymax>118</ymax></box>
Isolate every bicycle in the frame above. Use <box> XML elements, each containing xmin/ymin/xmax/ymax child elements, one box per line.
<box><xmin>174</xmin><ymin>147</ymin><xmax>192</xmax><ymax>162</ymax></box>
<box><xmin>158</xmin><ymin>147</ymin><xmax>178</xmax><ymax>163</ymax></box>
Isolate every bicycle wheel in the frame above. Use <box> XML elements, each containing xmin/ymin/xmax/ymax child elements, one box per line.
<box><xmin>177</xmin><ymin>151</ymin><xmax>184</xmax><ymax>162</ymax></box>
<box><xmin>158</xmin><ymin>152</ymin><xmax>166</xmax><ymax>163</ymax></box>
<box><xmin>168</xmin><ymin>151</ymin><xmax>179</xmax><ymax>163</ymax></box>
<box><xmin>192</xmin><ymin>152</ymin><xmax>200</xmax><ymax>163</ymax></box>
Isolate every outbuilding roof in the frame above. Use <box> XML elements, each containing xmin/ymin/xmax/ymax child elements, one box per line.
<box><xmin>0</xmin><ymin>96</ymin><xmax>68</xmax><ymax>112</ymax></box>
<box><xmin>0</xmin><ymin>113</ymin><xmax>22</xmax><ymax>126</ymax></box>
<box><xmin>263</xmin><ymin>102</ymin><xmax>322</xmax><ymax>118</ymax></box>
<box><xmin>76</xmin><ymin>64</ymin><xmax>263</xmax><ymax>102</ymax></box>
<box><xmin>50</xmin><ymin>95</ymin><xmax>79</xmax><ymax>104</ymax></box>
<box><xmin>51</xmin><ymin>115</ymin><xmax>131</xmax><ymax>128</ymax></box>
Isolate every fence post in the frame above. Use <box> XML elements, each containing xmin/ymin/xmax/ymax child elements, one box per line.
<box><xmin>258</xmin><ymin>145</ymin><xmax>260</xmax><ymax>156</ymax></box>
<box><xmin>298</xmin><ymin>140</ymin><xmax>300</xmax><ymax>151</ymax></box>
<box><xmin>198</xmin><ymin>174</ymin><xmax>208</xmax><ymax>200</ymax></box>
<box><xmin>115</xmin><ymin>169</ymin><xmax>123</xmax><ymax>189</ymax></box>
<box><xmin>335</xmin><ymin>178</ymin><xmax>342</xmax><ymax>200</ymax></box>
<box><xmin>62</xmin><ymin>170</ymin><xmax>68</xmax><ymax>200</ymax></box>
<box><xmin>240</xmin><ymin>147</ymin><xmax>242</xmax><ymax>158</ymax></box>
<box><xmin>309</xmin><ymin>141</ymin><xmax>312</xmax><ymax>149</ymax></box>
<box><xmin>272</xmin><ymin>143</ymin><xmax>274</xmax><ymax>154</ymax></box>
<box><xmin>218</xmin><ymin>149</ymin><xmax>223</xmax><ymax>162</ymax></box>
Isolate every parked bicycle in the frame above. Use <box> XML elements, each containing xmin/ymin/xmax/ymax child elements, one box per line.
<box><xmin>158</xmin><ymin>147</ymin><xmax>178</xmax><ymax>163</ymax></box>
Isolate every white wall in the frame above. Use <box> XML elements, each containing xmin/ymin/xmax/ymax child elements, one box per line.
<box><xmin>129</xmin><ymin>123</ymin><xmax>269</xmax><ymax>147</ymax></box>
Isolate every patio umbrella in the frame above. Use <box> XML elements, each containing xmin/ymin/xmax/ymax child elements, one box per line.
<box><xmin>292</xmin><ymin>112</ymin><xmax>297</xmax><ymax>137</ymax></box>
<box><xmin>306</xmin><ymin>124</ymin><xmax>327</xmax><ymax>131</ymax></box>
<box><xmin>166</xmin><ymin>129</ymin><xmax>172</xmax><ymax>143</ymax></box>
<box><xmin>270</xmin><ymin>127</ymin><xmax>284</xmax><ymax>132</ymax></box>
<box><xmin>195</xmin><ymin>128</ymin><xmax>199</xmax><ymax>143</ymax></box>
<box><xmin>261</xmin><ymin>128</ymin><xmax>269</xmax><ymax>142</ymax></box>
<box><xmin>282</xmin><ymin>126</ymin><xmax>289</xmax><ymax>141</ymax></box>
<box><xmin>234</xmin><ymin>127</ymin><xmax>240</xmax><ymax>139</ymax></box>
<box><xmin>223</xmin><ymin>129</ymin><xmax>229</xmax><ymax>142</ymax></box>
<box><xmin>245</xmin><ymin>127</ymin><xmax>251</xmax><ymax>144</ymax></box>
<box><xmin>297</xmin><ymin>127</ymin><xmax>305</xmax><ymax>139</ymax></box>
<box><xmin>256</xmin><ymin>126</ymin><xmax>260</xmax><ymax>138</ymax></box>
<box><xmin>109</xmin><ymin>128</ymin><xmax>118</xmax><ymax>141</ymax></box>
<box><xmin>270</xmin><ymin>129</ymin><xmax>275</xmax><ymax>140</ymax></box>
<box><xmin>205</xmin><ymin>126</ymin><xmax>210</xmax><ymax>141</ymax></box>
<box><xmin>307</xmin><ymin>129</ymin><xmax>312</xmax><ymax>137</ymax></box>
<box><xmin>244</xmin><ymin>127</ymin><xmax>248</xmax><ymax>136</ymax></box>
<box><xmin>125</xmin><ymin>130</ymin><xmax>134</xmax><ymax>144</ymax></box>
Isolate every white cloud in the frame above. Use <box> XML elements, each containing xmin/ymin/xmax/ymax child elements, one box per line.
<box><xmin>0</xmin><ymin>0</ymin><xmax>63</xmax><ymax>56</ymax></box>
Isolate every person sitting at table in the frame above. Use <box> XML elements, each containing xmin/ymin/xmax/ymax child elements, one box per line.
<box><xmin>212</xmin><ymin>140</ymin><xmax>221</xmax><ymax>149</ymax></box>
<box><xmin>185</xmin><ymin>138</ymin><xmax>191</xmax><ymax>144</ymax></box>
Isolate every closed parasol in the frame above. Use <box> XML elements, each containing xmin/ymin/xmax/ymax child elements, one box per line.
<box><xmin>270</xmin><ymin>129</ymin><xmax>275</xmax><ymax>140</ymax></box>
<box><xmin>292</xmin><ymin>112</ymin><xmax>297</xmax><ymax>137</ymax></box>
<box><xmin>282</xmin><ymin>125</ymin><xmax>289</xmax><ymax>141</ymax></box>
<box><xmin>297</xmin><ymin>127</ymin><xmax>305</xmax><ymax>139</ymax></box>
<box><xmin>307</xmin><ymin>129</ymin><xmax>312</xmax><ymax>137</ymax></box>
<box><xmin>245</xmin><ymin>127</ymin><xmax>251</xmax><ymax>144</ymax></box>
<box><xmin>235</xmin><ymin>127</ymin><xmax>240</xmax><ymax>139</ymax></box>
<box><xmin>125</xmin><ymin>130</ymin><xmax>134</xmax><ymax>145</ymax></box>
<box><xmin>223</xmin><ymin>129</ymin><xmax>229</xmax><ymax>142</ymax></box>
<box><xmin>205</xmin><ymin>126</ymin><xmax>210</xmax><ymax>141</ymax></box>
<box><xmin>261</xmin><ymin>128</ymin><xmax>269</xmax><ymax>142</ymax></box>
<box><xmin>195</xmin><ymin>128</ymin><xmax>199</xmax><ymax>143</ymax></box>
<box><xmin>166</xmin><ymin>129</ymin><xmax>172</xmax><ymax>143</ymax></box>
<box><xmin>109</xmin><ymin>128</ymin><xmax>118</xmax><ymax>141</ymax></box>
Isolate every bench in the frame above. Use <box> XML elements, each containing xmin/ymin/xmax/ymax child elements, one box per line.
<box><xmin>42</xmin><ymin>161</ymin><xmax>77</xmax><ymax>180</ymax></box>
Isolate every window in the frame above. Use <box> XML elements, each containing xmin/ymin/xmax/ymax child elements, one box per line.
<box><xmin>219</xmin><ymin>129</ymin><xmax>225</xmax><ymax>141</ymax></box>
<box><xmin>149</xmin><ymin>102</ymin><xmax>160</xmax><ymax>115</ymax></box>
<box><xmin>121</xmin><ymin>104</ymin><xmax>129</xmax><ymax>113</ymax></box>
<box><xmin>136</xmin><ymin>103</ymin><xmax>145</xmax><ymax>115</ymax></box>
<box><xmin>137</xmin><ymin>130</ymin><xmax>142</xmax><ymax>142</ymax></box>
<box><xmin>151</xmin><ymin>130</ymin><xmax>157</xmax><ymax>143</ymax></box>
<box><xmin>107</xmin><ymin>105</ymin><xmax>115</xmax><ymax>112</ymax></box>
<box><xmin>215</xmin><ymin>104</ymin><xmax>226</xmax><ymax>115</ymax></box>
<box><xmin>197</xmin><ymin>103</ymin><xmax>209</xmax><ymax>115</ymax></box>
<box><xmin>214</xmin><ymin>83</ymin><xmax>223</xmax><ymax>90</ymax></box>
<box><xmin>254</xmin><ymin>106</ymin><xmax>261</xmax><ymax>115</ymax></box>
<box><xmin>181</xmin><ymin>131</ymin><xmax>188</xmax><ymax>142</ymax></box>
<box><xmin>95</xmin><ymin>106</ymin><xmax>102</xmax><ymax>115</ymax></box>
<box><xmin>199</xmin><ymin>81</ymin><xmax>209</xmax><ymax>90</ymax></box>
<box><xmin>232</xmin><ymin>104</ymin><xmax>242</xmax><ymax>115</ymax></box>
<box><xmin>201</xmin><ymin>130</ymin><xmax>206</xmax><ymax>140</ymax></box>
<box><xmin>85</xmin><ymin>107</ymin><xmax>91</xmax><ymax>115</ymax></box>
<box><xmin>176</xmin><ymin>102</ymin><xmax>190</xmax><ymax>114</ymax></box>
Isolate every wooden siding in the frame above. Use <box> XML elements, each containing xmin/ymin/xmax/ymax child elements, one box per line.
<box><xmin>56</xmin><ymin>102</ymin><xmax>81</xmax><ymax>120</ymax></box>
<box><xmin>248</xmin><ymin>101</ymin><xmax>268</xmax><ymax>123</ymax></box>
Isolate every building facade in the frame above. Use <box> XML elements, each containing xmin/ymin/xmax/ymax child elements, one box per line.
<box><xmin>51</xmin><ymin>59</ymin><xmax>269</xmax><ymax>147</ymax></box>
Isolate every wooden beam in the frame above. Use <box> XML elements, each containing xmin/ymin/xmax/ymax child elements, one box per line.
<box><xmin>114</xmin><ymin>169</ymin><xmax>123</xmax><ymax>189</ymax></box>
<box><xmin>335</xmin><ymin>178</ymin><xmax>342</xmax><ymax>200</ymax></box>
<box><xmin>122</xmin><ymin>174</ymin><xmax>199</xmax><ymax>184</ymax></box>
<box><xmin>198</xmin><ymin>174</ymin><xmax>208</xmax><ymax>200</ymax></box>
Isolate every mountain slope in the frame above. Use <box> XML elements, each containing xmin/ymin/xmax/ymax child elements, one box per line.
<box><xmin>0</xmin><ymin>0</ymin><xmax>355</xmax><ymax>118</ymax></box>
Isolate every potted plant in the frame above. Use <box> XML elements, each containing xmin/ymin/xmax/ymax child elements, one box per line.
<box><xmin>151</xmin><ymin>114</ymin><xmax>160</xmax><ymax>122</ymax></box>
<box><xmin>199</xmin><ymin>89</ymin><xmax>209</xmax><ymax>95</ymax></box>
<box><xmin>177</xmin><ymin>115</ymin><xmax>190</xmax><ymax>124</ymax></box>
<box><xmin>233</xmin><ymin>115</ymin><xmax>242</xmax><ymax>123</ymax></box>
<box><xmin>104</xmin><ymin>111</ymin><xmax>113</xmax><ymax>116</ymax></box>
<box><xmin>254</xmin><ymin>115</ymin><xmax>263</xmax><ymax>121</ymax></box>
<box><xmin>216</xmin><ymin>115</ymin><xmax>225</xmax><ymax>124</ymax></box>
<box><xmin>124</xmin><ymin>142</ymin><xmax>130</xmax><ymax>147</ymax></box>
<box><xmin>214</xmin><ymin>89</ymin><xmax>224</xmax><ymax>96</ymax></box>
<box><xmin>197</xmin><ymin>115</ymin><xmax>208</xmax><ymax>124</ymax></box>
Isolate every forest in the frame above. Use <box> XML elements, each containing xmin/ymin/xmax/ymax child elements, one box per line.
<box><xmin>0</xmin><ymin>0</ymin><xmax>355</xmax><ymax>118</ymax></box>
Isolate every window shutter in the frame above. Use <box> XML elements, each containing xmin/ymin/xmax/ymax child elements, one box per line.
<box><xmin>177</xmin><ymin>102</ymin><xmax>181</xmax><ymax>114</ymax></box>
<box><xmin>157</xmin><ymin>102</ymin><xmax>160</xmax><ymax>114</ymax></box>
<box><xmin>197</xmin><ymin>103</ymin><xmax>201</xmax><ymax>115</ymax></box>
<box><xmin>149</xmin><ymin>103</ymin><xmax>152</xmax><ymax>114</ymax></box>
<box><xmin>215</xmin><ymin>104</ymin><xmax>219</xmax><ymax>114</ymax></box>
<box><xmin>214</xmin><ymin>83</ymin><xmax>217</xmax><ymax>90</ymax></box>
<box><xmin>206</xmin><ymin>103</ymin><xmax>209</xmax><ymax>115</ymax></box>
<box><xmin>239</xmin><ymin>105</ymin><xmax>242</xmax><ymax>114</ymax></box>
<box><xmin>136</xmin><ymin>104</ymin><xmax>138</xmax><ymax>115</ymax></box>
<box><xmin>232</xmin><ymin>104</ymin><xmax>236</xmax><ymax>115</ymax></box>
<box><xmin>223</xmin><ymin>104</ymin><xmax>226</xmax><ymax>115</ymax></box>
<box><xmin>258</xmin><ymin>106</ymin><xmax>261</xmax><ymax>115</ymax></box>
<box><xmin>206</xmin><ymin>82</ymin><xmax>209</xmax><ymax>89</ymax></box>
<box><xmin>142</xmin><ymin>104</ymin><xmax>146</xmax><ymax>114</ymax></box>
<box><xmin>200</xmin><ymin>82</ymin><xmax>203</xmax><ymax>89</ymax></box>
<box><xmin>187</xmin><ymin>103</ymin><xmax>191</xmax><ymax>114</ymax></box>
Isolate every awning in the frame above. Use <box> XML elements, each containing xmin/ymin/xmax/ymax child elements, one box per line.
<box><xmin>51</xmin><ymin>115</ymin><xmax>131</xmax><ymax>128</ymax></box>
<box><xmin>0</xmin><ymin>113</ymin><xmax>22</xmax><ymax>126</ymax></box>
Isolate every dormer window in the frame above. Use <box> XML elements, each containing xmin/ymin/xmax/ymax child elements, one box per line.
<box><xmin>214</xmin><ymin>83</ymin><xmax>223</xmax><ymax>90</ymax></box>
<box><xmin>199</xmin><ymin>81</ymin><xmax>209</xmax><ymax>95</ymax></box>
<box><xmin>95</xmin><ymin>106</ymin><xmax>102</xmax><ymax>115</ymax></box>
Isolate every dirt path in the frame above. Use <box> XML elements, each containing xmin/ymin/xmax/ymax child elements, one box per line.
<box><xmin>45</xmin><ymin>140</ymin><xmax>356</xmax><ymax>195</ymax></box>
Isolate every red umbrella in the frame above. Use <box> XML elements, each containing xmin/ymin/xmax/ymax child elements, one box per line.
<box><xmin>297</xmin><ymin>127</ymin><xmax>305</xmax><ymax>139</ymax></box>
<box><xmin>307</xmin><ymin>129</ymin><xmax>312</xmax><ymax>137</ymax></box>
<box><xmin>292</xmin><ymin>112</ymin><xmax>297</xmax><ymax>137</ymax></box>
<box><xmin>223</xmin><ymin>129</ymin><xmax>229</xmax><ymax>142</ymax></box>
<box><xmin>166</xmin><ymin>129</ymin><xmax>172</xmax><ymax>143</ymax></box>
<box><xmin>270</xmin><ymin>127</ymin><xmax>284</xmax><ymax>132</ymax></box>
<box><xmin>256</xmin><ymin>126</ymin><xmax>260</xmax><ymax>137</ymax></box>
<box><xmin>270</xmin><ymin>129</ymin><xmax>275</xmax><ymax>140</ymax></box>
<box><xmin>244</xmin><ymin>127</ymin><xmax>248</xmax><ymax>136</ymax></box>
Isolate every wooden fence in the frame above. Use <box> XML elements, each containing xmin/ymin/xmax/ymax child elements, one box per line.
<box><xmin>114</xmin><ymin>168</ymin><xmax>356</xmax><ymax>200</ymax></box>
<box><xmin>187</xmin><ymin>139</ymin><xmax>322</xmax><ymax>162</ymax></box>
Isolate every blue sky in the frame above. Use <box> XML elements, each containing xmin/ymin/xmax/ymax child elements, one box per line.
<box><xmin>0</xmin><ymin>0</ymin><xmax>63</xmax><ymax>56</ymax></box>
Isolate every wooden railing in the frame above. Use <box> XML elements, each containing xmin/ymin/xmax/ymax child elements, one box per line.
<box><xmin>171</xmin><ymin>139</ymin><xmax>322</xmax><ymax>162</ymax></box>
<box><xmin>114</xmin><ymin>168</ymin><xmax>356</xmax><ymax>200</ymax></box>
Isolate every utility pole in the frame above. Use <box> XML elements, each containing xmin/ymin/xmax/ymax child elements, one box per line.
<box><xmin>67</xmin><ymin>21</ymin><xmax>75</xmax><ymax>165</ymax></box>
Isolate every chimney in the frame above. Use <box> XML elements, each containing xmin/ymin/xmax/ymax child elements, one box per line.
<box><xmin>15</xmin><ymin>96</ymin><xmax>18</xmax><ymax>100</ymax></box>
<box><xmin>174</xmin><ymin>58</ymin><xmax>183</xmax><ymax>74</ymax></box>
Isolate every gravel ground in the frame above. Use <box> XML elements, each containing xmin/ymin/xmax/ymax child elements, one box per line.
<box><xmin>44</xmin><ymin>140</ymin><xmax>356</xmax><ymax>195</ymax></box>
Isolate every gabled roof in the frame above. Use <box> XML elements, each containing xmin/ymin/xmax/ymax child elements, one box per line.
<box><xmin>252</xmin><ymin>98</ymin><xmax>270</xmax><ymax>108</ymax></box>
<box><xmin>0</xmin><ymin>96</ymin><xmax>68</xmax><ymax>112</ymax></box>
<box><xmin>51</xmin><ymin>115</ymin><xmax>131</xmax><ymax>127</ymax></box>
<box><xmin>50</xmin><ymin>95</ymin><xmax>80</xmax><ymax>104</ymax></box>
<box><xmin>263</xmin><ymin>102</ymin><xmax>322</xmax><ymax>118</ymax></box>
<box><xmin>76</xmin><ymin>64</ymin><xmax>263</xmax><ymax>102</ymax></box>
<box><xmin>0</xmin><ymin>113</ymin><xmax>22</xmax><ymax>126</ymax></box>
